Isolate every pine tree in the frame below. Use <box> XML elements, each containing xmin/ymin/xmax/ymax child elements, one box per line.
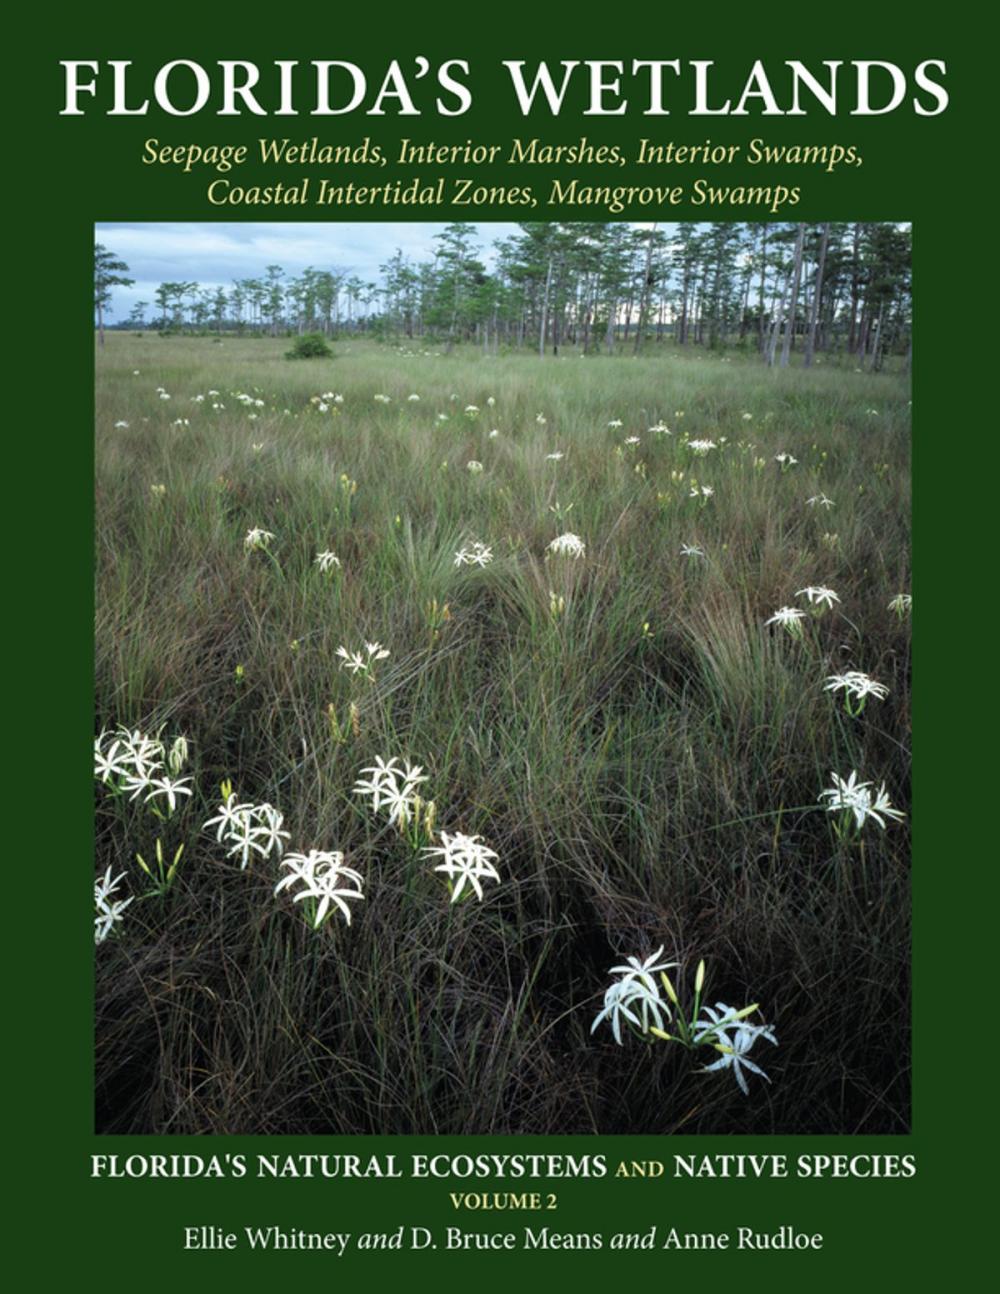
<box><xmin>94</xmin><ymin>244</ymin><xmax>133</xmax><ymax>346</ymax></box>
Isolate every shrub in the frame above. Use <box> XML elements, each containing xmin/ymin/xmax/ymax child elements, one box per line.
<box><xmin>286</xmin><ymin>332</ymin><xmax>333</xmax><ymax>360</ymax></box>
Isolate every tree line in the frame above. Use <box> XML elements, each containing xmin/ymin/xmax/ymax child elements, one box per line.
<box><xmin>96</xmin><ymin>221</ymin><xmax>911</xmax><ymax>368</ymax></box>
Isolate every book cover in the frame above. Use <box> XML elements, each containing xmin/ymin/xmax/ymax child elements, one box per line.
<box><xmin>12</xmin><ymin>7</ymin><xmax>986</xmax><ymax>1286</ymax></box>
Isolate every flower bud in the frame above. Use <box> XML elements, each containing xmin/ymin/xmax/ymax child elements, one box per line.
<box><xmin>168</xmin><ymin>735</ymin><xmax>189</xmax><ymax>775</ymax></box>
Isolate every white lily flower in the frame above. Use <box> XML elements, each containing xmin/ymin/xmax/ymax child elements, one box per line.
<box><xmin>248</xmin><ymin>804</ymin><xmax>291</xmax><ymax>857</ymax></box>
<box><xmin>275</xmin><ymin>850</ymin><xmax>365</xmax><ymax>927</ymax></box>
<box><xmin>314</xmin><ymin>550</ymin><xmax>341</xmax><ymax>573</ymax></box>
<box><xmin>765</xmin><ymin>606</ymin><xmax>806</xmax><ymax>630</ymax></box>
<box><xmin>591</xmin><ymin>947</ymin><xmax>678</xmax><ymax>1043</ymax></box>
<box><xmin>700</xmin><ymin>1010</ymin><xmax>778</xmax><ymax>1095</ymax></box>
<box><xmin>203</xmin><ymin>796</ymin><xmax>289</xmax><ymax>868</ymax></box>
<box><xmin>244</xmin><ymin>527</ymin><xmax>275</xmax><ymax>551</ymax></box>
<box><xmin>591</xmin><ymin>976</ymin><xmax>670</xmax><ymax>1045</ymax></box>
<box><xmin>94</xmin><ymin>867</ymin><xmax>133</xmax><ymax>944</ymax></box>
<box><xmin>825</xmin><ymin>671</ymin><xmax>889</xmax><ymax>702</ymax></box>
<box><xmin>608</xmin><ymin>946</ymin><xmax>678</xmax><ymax>996</ymax></box>
<box><xmin>819</xmin><ymin>771</ymin><xmax>906</xmax><ymax>831</ymax></box>
<box><xmin>796</xmin><ymin>586</ymin><xmax>840</xmax><ymax>610</ymax></box>
<box><xmin>203</xmin><ymin>792</ymin><xmax>255</xmax><ymax>842</ymax></box>
<box><xmin>547</xmin><ymin>532</ymin><xmax>586</xmax><ymax>559</ymax></box>
<box><xmin>142</xmin><ymin>775</ymin><xmax>193</xmax><ymax>814</ymax></box>
<box><xmin>454</xmin><ymin>541</ymin><xmax>493</xmax><ymax>568</ymax></box>
<box><xmin>94</xmin><ymin>731</ymin><xmax>133</xmax><ymax>784</ymax></box>
<box><xmin>423</xmin><ymin>831</ymin><xmax>500</xmax><ymax>902</ymax></box>
<box><xmin>225</xmin><ymin>820</ymin><xmax>270</xmax><ymax>868</ymax></box>
<box><xmin>337</xmin><ymin>642</ymin><xmax>390</xmax><ymax>676</ymax></box>
<box><xmin>353</xmin><ymin>757</ymin><xmax>428</xmax><ymax>824</ymax></box>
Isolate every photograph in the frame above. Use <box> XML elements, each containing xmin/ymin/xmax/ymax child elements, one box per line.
<box><xmin>94</xmin><ymin>219</ymin><xmax>912</xmax><ymax>1136</ymax></box>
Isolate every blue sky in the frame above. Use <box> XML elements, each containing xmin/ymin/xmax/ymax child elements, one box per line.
<box><xmin>95</xmin><ymin>221</ymin><xmax>528</xmax><ymax>318</ymax></box>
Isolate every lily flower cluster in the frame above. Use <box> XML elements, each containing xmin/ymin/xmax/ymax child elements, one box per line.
<box><xmin>352</xmin><ymin>757</ymin><xmax>501</xmax><ymax>901</ymax></box>
<box><xmin>765</xmin><ymin>606</ymin><xmax>806</xmax><ymax>637</ymax></box>
<box><xmin>94</xmin><ymin>725</ymin><xmax>193</xmax><ymax>817</ymax></box>
<box><xmin>275</xmin><ymin>850</ymin><xmax>365</xmax><ymax>928</ymax></box>
<box><xmin>337</xmin><ymin>641</ymin><xmax>390</xmax><ymax>677</ymax></box>
<box><xmin>353</xmin><ymin>756</ymin><xmax>429</xmax><ymax>830</ymax></box>
<box><xmin>422</xmin><ymin>831</ymin><xmax>501</xmax><ymax>902</ymax></box>
<box><xmin>591</xmin><ymin>953</ymin><xmax>778</xmax><ymax>1096</ymax></box>
<box><xmin>590</xmin><ymin>948</ymin><xmax>677</xmax><ymax>1045</ymax></box>
<box><xmin>825</xmin><ymin>670</ymin><xmax>889</xmax><ymax>715</ymax></box>
<box><xmin>547</xmin><ymin>532</ymin><xmax>586</xmax><ymax>559</ymax></box>
<box><xmin>95</xmin><ymin>866</ymin><xmax>133</xmax><ymax>944</ymax></box>
<box><xmin>203</xmin><ymin>791</ymin><xmax>290</xmax><ymax>868</ymax></box>
<box><xmin>314</xmin><ymin>550</ymin><xmax>341</xmax><ymax>573</ymax></box>
<box><xmin>454</xmin><ymin>541</ymin><xmax>494</xmax><ymax>568</ymax></box>
<box><xmin>796</xmin><ymin>586</ymin><xmax>840</xmax><ymax>612</ymax></box>
<box><xmin>819</xmin><ymin>770</ymin><xmax>905</xmax><ymax>835</ymax></box>
<box><xmin>95</xmin><ymin>725</ymin><xmax>162</xmax><ymax>787</ymax></box>
<box><xmin>204</xmin><ymin>788</ymin><xmax>361</xmax><ymax>933</ymax></box>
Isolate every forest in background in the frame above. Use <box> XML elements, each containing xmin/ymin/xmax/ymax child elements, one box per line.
<box><xmin>96</xmin><ymin>221</ymin><xmax>911</xmax><ymax>369</ymax></box>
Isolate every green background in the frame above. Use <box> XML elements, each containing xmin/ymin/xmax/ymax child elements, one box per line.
<box><xmin>13</xmin><ymin>5</ymin><xmax>986</xmax><ymax>1285</ymax></box>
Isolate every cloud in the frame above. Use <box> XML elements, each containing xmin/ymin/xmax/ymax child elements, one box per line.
<box><xmin>95</xmin><ymin>221</ymin><xmax>525</xmax><ymax>317</ymax></box>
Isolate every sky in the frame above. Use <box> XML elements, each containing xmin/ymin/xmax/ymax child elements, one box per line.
<box><xmin>95</xmin><ymin>221</ymin><xmax>527</xmax><ymax>319</ymax></box>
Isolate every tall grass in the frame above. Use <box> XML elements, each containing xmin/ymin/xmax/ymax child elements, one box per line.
<box><xmin>95</xmin><ymin>335</ymin><xmax>911</xmax><ymax>1134</ymax></box>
